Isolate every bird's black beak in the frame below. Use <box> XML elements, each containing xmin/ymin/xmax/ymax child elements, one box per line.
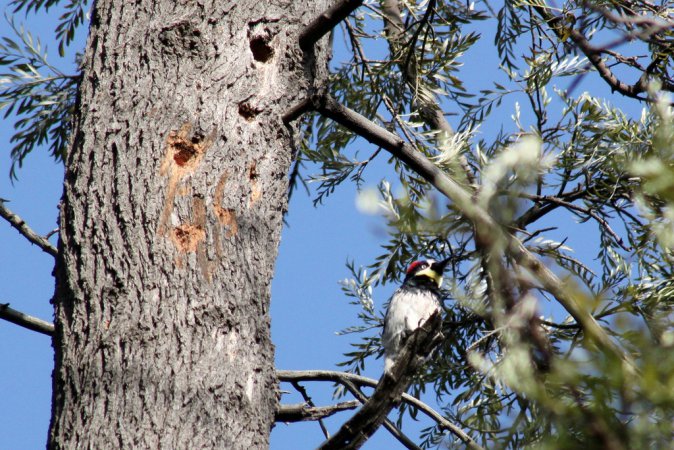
<box><xmin>431</xmin><ymin>257</ymin><xmax>451</xmax><ymax>273</ymax></box>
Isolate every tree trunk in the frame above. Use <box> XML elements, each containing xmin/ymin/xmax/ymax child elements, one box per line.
<box><xmin>49</xmin><ymin>1</ymin><xmax>328</xmax><ymax>447</ymax></box>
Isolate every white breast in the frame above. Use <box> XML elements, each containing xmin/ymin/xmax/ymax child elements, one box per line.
<box><xmin>382</xmin><ymin>287</ymin><xmax>440</xmax><ymax>372</ymax></box>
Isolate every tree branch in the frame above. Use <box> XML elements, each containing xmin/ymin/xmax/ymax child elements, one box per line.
<box><xmin>301</xmin><ymin>92</ymin><xmax>633</xmax><ymax>369</ymax></box>
<box><xmin>282</xmin><ymin>97</ymin><xmax>313</xmax><ymax>124</ymax></box>
<box><xmin>518</xmin><ymin>192</ymin><xmax>630</xmax><ymax>251</ymax></box>
<box><xmin>380</xmin><ymin>0</ymin><xmax>448</xmax><ymax>132</ymax></box>
<box><xmin>276</xmin><ymin>401</ymin><xmax>360</xmax><ymax>423</ymax></box>
<box><xmin>315</xmin><ymin>312</ymin><xmax>443</xmax><ymax>450</ymax></box>
<box><xmin>516</xmin><ymin>184</ymin><xmax>587</xmax><ymax>228</ymax></box>
<box><xmin>379</xmin><ymin>0</ymin><xmax>478</xmax><ymax>184</ymax></box>
<box><xmin>335</xmin><ymin>379</ymin><xmax>422</xmax><ymax>450</ymax></box>
<box><xmin>290</xmin><ymin>381</ymin><xmax>331</xmax><ymax>439</ymax></box>
<box><xmin>278</xmin><ymin>365</ymin><xmax>483</xmax><ymax>450</ymax></box>
<box><xmin>0</xmin><ymin>303</ymin><xmax>54</xmax><ymax>336</ymax></box>
<box><xmin>299</xmin><ymin>0</ymin><xmax>364</xmax><ymax>52</ymax></box>
<box><xmin>533</xmin><ymin>2</ymin><xmax>674</xmax><ymax>99</ymax></box>
<box><xmin>0</xmin><ymin>199</ymin><xmax>58</xmax><ymax>257</ymax></box>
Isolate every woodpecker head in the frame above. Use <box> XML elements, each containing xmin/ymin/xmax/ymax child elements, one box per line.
<box><xmin>403</xmin><ymin>258</ymin><xmax>450</xmax><ymax>288</ymax></box>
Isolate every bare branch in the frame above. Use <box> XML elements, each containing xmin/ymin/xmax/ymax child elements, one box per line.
<box><xmin>278</xmin><ymin>366</ymin><xmax>482</xmax><ymax>450</ymax></box>
<box><xmin>519</xmin><ymin>193</ymin><xmax>630</xmax><ymax>251</ymax></box>
<box><xmin>276</xmin><ymin>401</ymin><xmax>359</xmax><ymax>423</ymax></box>
<box><xmin>589</xmin><ymin>3</ymin><xmax>674</xmax><ymax>33</ymax></box>
<box><xmin>0</xmin><ymin>303</ymin><xmax>54</xmax><ymax>336</ymax></box>
<box><xmin>290</xmin><ymin>381</ymin><xmax>331</xmax><ymax>439</ymax></box>
<box><xmin>316</xmin><ymin>312</ymin><xmax>444</xmax><ymax>450</ymax></box>
<box><xmin>0</xmin><ymin>199</ymin><xmax>58</xmax><ymax>257</ymax></box>
<box><xmin>565</xmin><ymin>26</ymin><xmax>649</xmax><ymax>98</ymax></box>
<box><xmin>336</xmin><ymin>379</ymin><xmax>422</xmax><ymax>450</ymax></box>
<box><xmin>320</xmin><ymin>315</ymin><xmax>441</xmax><ymax>448</ymax></box>
<box><xmin>284</xmin><ymin>380</ymin><xmax>420</xmax><ymax>450</ymax></box>
<box><xmin>299</xmin><ymin>0</ymin><xmax>364</xmax><ymax>52</ymax></box>
<box><xmin>516</xmin><ymin>184</ymin><xmax>587</xmax><ymax>228</ymax></box>
<box><xmin>282</xmin><ymin>97</ymin><xmax>313</xmax><ymax>125</ymax></box>
<box><xmin>533</xmin><ymin>2</ymin><xmax>674</xmax><ymax>98</ymax></box>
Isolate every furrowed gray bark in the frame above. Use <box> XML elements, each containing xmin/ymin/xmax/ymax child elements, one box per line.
<box><xmin>49</xmin><ymin>1</ymin><xmax>329</xmax><ymax>448</ymax></box>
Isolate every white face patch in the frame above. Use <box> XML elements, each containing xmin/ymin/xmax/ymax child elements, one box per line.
<box><xmin>416</xmin><ymin>259</ymin><xmax>448</xmax><ymax>287</ymax></box>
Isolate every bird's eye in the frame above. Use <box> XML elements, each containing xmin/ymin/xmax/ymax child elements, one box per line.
<box><xmin>420</xmin><ymin>263</ymin><xmax>429</xmax><ymax>269</ymax></box>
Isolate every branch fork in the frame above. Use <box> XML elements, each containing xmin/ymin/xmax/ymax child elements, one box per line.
<box><xmin>317</xmin><ymin>312</ymin><xmax>443</xmax><ymax>450</ymax></box>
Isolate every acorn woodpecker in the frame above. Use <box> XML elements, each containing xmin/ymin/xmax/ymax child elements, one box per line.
<box><xmin>382</xmin><ymin>258</ymin><xmax>450</xmax><ymax>373</ymax></box>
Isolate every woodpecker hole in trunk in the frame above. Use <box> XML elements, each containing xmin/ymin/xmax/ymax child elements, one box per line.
<box><xmin>250</xmin><ymin>36</ymin><xmax>274</xmax><ymax>62</ymax></box>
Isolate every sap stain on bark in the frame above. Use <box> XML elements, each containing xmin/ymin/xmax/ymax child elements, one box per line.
<box><xmin>172</xmin><ymin>139</ymin><xmax>199</xmax><ymax>167</ymax></box>
<box><xmin>158</xmin><ymin>123</ymin><xmax>215</xmax><ymax>259</ymax></box>
<box><xmin>169</xmin><ymin>195</ymin><xmax>212</xmax><ymax>280</ymax></box>
<box><xmin>163</xmin><ymin>123</ymin><xmax>210</xmax><ymax>173</ymax></box>
<box><xmin>170</xmin><ymin>224</ymin><xmax>205</xmax><ymax>253</ymax></box>
<box><xmin>216</xmin><ymin>209</ymin><xmax>238</xmax><ymax>236</ymax></box>
<box><xmin>214</xmin><ymin>172</ymin><xmax>239</xmax><ymax>239</ymax></box>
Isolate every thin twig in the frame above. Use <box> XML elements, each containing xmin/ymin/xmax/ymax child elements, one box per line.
<box><xmin>532</xmin><ymin>2</ymin><xmax>674</xmax><ymax>99</ymax></box>
<box><xmin>0</xmin><ymin>303</ymin><xmax>54</xmax><ymax>336</ymax></box>
<box><xmin>515</xmin><ymin>184</ymin><xmax>587</xmax><ymax>228</ymax></box>
<box><xmin>291</xmin><ymin>381</ymin><xmax>330</xmax><ymax>439</ymax></box>
<box><xmin>588</xmin><ymin>2</ymin><xmax>673</xmax><ymax>31</ymax></box>
<box><xmin>519</xmin><ymin>193</ymin><xmax>630</xmax><ymax>251</ymax></box>
<box><xmin>0</xmin><ymin>200</ymin><xmax>57</xmax><ymax>257</ymax></box>
<box><xmin>276</xmin><ymin>401</ymin><xmax>359</xmax><ymax>423</ymax></box>
<box><xmin>401</xmin><ymin>0</ymin><xmax>437</xmax><ymax>78</ymax></box>
<box><xmin>540</xmin><ymin>319</ymin><xmax>581</xmax><ymax>329</ymax></box>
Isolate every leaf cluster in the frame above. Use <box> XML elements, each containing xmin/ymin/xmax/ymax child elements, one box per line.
<box><xmin>299</xmin><ymin>1</ymin><xmax>674</xmax><ymax>448</ymax></box>
<box><xmin>1</xmin><ymin>2</ymin><xmax>84</xmax><ymax>178</ymax></box>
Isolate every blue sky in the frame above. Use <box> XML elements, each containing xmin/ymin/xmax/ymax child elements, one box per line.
<box><xmin>0</xmin><ymin>2</ymin><xmax>647</xmax><ymax>449</ymax></box>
